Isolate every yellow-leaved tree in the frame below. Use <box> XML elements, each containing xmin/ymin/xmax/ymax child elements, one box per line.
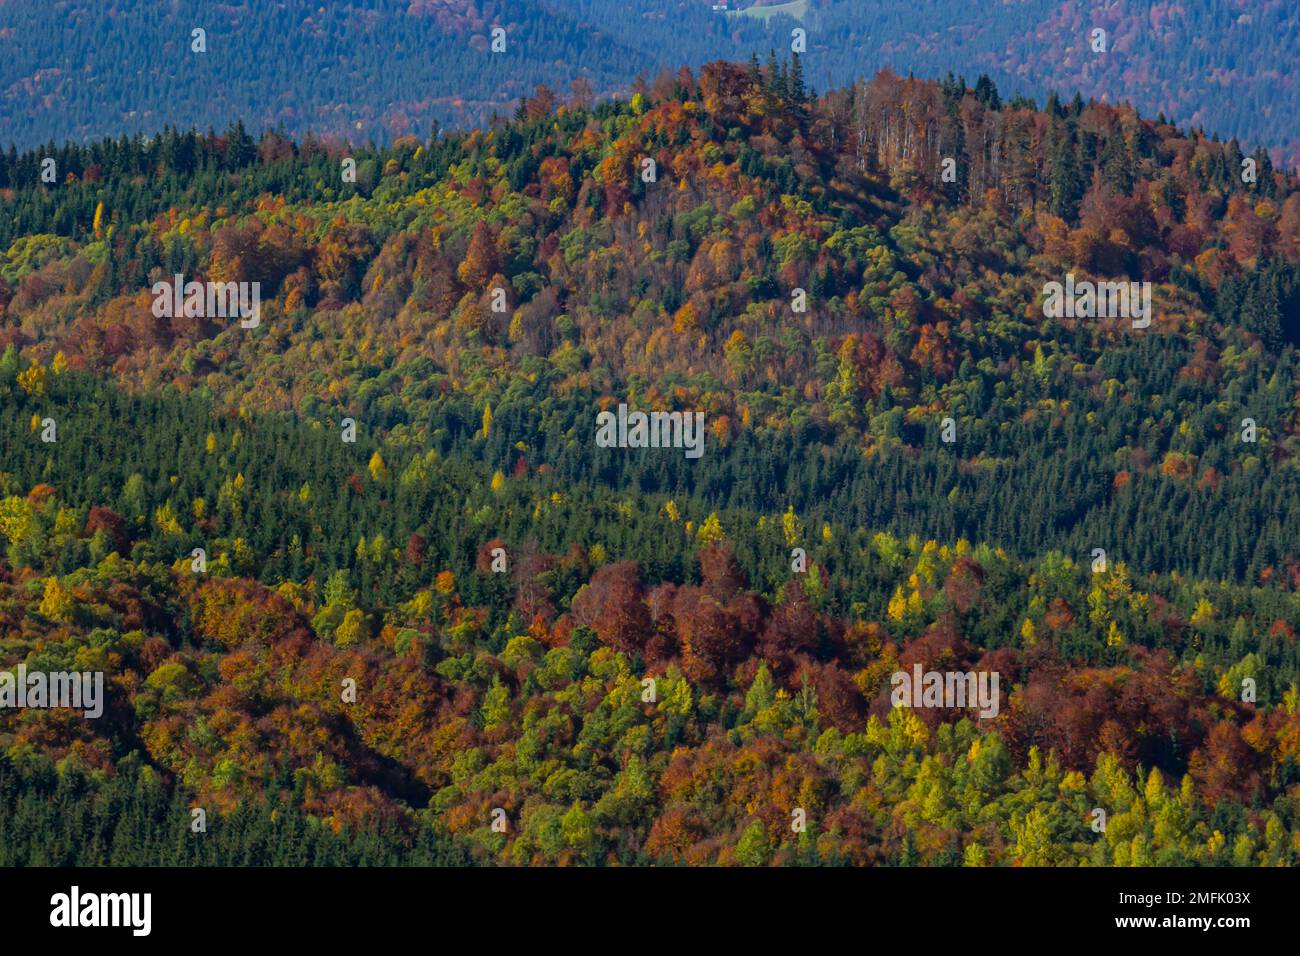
<box><xmin>781</xmin><ymin>506</ymin><xmax>800</xmax><ymax>547</ymax></box>
<box><xmin>17</xmin><ymin>363</ymin><xmax>47</xmax><ymax>397</ymax></box>
<box><xmin>696</xmin><ymin>512</ymin><xmax>725</xmax><ymax>546</ymax></box>
<box><xmin>39</xmin><ymin>576</ymin><xmax>73</xmax><ymax>623</ymax></box>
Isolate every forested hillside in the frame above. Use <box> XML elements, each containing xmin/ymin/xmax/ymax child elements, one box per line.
<box><xmin>2</xmin><ymin>62</ymin><xmax>1300</xmax><ymax>865</ymax></box>
<box><xmin>2</xmin><ymin>1</ymin><xmax>1299</xmax><ymax>167</ymax></box>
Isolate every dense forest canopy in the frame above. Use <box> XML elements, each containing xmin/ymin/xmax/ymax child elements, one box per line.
<box><xmin>3</xmin><ymin>62</ymin><xmax>1298</xmax><ymax>578</ymax></box>
<box><xmin>2</xmin><ymin>61</ymin><xmax>1300</xmax><ymax>866</ymax></box>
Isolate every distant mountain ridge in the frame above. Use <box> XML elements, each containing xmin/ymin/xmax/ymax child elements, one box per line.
<box><xmin>2</xmin><ymin>0</ymin><xmax>1299</xmax><ymax>167</ymax></box>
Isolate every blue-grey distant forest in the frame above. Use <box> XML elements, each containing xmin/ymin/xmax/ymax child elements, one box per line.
<box><xmin>1</xmin><ymin>1</ymin><xmax>1297</xmax><ymax>166</ymax></box>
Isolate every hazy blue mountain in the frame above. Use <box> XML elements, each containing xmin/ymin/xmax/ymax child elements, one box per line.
<box><xmin>1</xmin><ymin>0</ymin><xmax>1297</xmax><ymax>165</ymax></box>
